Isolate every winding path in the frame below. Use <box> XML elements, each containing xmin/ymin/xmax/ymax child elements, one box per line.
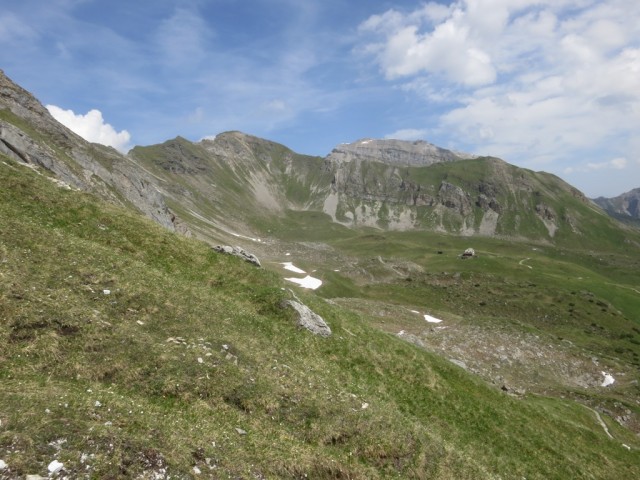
<box><xmin>581</xmin><ymin>404</ymin><xmax>613</xmax><ymax>439</ymax></box>
<box><xmin>518</xmin><ymin>258</ymin><xmax>532</xmax><ymax>269</ymax></box>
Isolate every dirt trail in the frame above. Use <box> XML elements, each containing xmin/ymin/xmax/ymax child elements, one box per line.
<box><xmin>581</xmin><ymin>405</ymin><xmax>614</xmax><ymax>439</ymax></box>
<box><xmin>518</xmin><ymin>258</ymin><xmax>532</xmax><ymax>269</ymax></box>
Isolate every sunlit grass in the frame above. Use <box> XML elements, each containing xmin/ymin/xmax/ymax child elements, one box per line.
<box><xmin>1</xmin><ymin>156</ymin><xmax>639</xmax><ymax>478</ymax></box>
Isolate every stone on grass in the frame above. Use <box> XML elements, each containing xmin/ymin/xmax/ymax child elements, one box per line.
<box><xmin>282</xmin><ymin>300</ymin><xmax>331</xmax><ymax>337</ymax></box>
<box><xmin>48</xmin><ymin>459</ymin><xmax>63</xmax><ymax>474</ymax></box>
<box><xmin>212</xmin><ymin>245</ymin><xmax>261</xmax><ymax>267</ymax></box>
<box><xmin>501</xmin><ymin>384</ymin><xmax>526</xmax><ymax>396</ymax></box>
<box><xmin>449</xmin><ymin>358</ymin><xmax>468</xmax><ymax>370</ymax></box>
<box><xmin>461</xmin><ymin>248</ymin><xmax>475</xmax><ymax>258</ymax></box>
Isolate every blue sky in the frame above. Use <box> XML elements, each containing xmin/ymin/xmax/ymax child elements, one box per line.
<box><xmin>1</xmin><ymin>0</ymin><xmax>639</xmax><ymax>197</ymax></box>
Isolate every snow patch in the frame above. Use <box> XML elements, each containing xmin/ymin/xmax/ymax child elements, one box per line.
<box><xmin>601</xmin><ymin>371</ymin><xmax>615</xmax><ymax>387</ymax></box>
<box><xmin>424</xmin><ymin>314</ymin><xmax>443</xmax><ymax>323</ymax></box>
<box><xmin>285</xmin><ymin>275</ymin><xmax>323</xmax><ymax>290</ymax></box>
<box><xmin>281</xmin><ymin>262</ymin><xmax>306</xmax><ymax>274</ymax></box>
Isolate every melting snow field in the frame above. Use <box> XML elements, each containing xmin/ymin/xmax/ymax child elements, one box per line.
<box><xmin>601</xmin><ymin>371</ymin><xmax>615</xmax><ymax>387</ymax></box>
<box><xmin>424</xmin><ymin>314</ymin><xmax>443</xmax><ymax>324</ymax></box>
<box><xmin>285</xmin><ymin>275</ymin><xmax>323</xmax><ymax>290</ymax></box>
<box><xmin>410</xmin><ymin>309</ymin><xmax>444</xmax><ymax>323</ymax></box>
<box><xmin>279</xmin><ymin>258</ymin><xmax>322</xmax><ymax>289</ymax></box>
<box><xmin>281</xmin><ymin>262</ymin><xmax>306</xmax><ymax>274</ymax></box>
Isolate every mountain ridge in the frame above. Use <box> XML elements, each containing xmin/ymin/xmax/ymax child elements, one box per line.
<box><xmin>326</xmin><ymin>137</ymin><xmax>477</xmax><ymax>166</ymax></box>
<box><xmin>593</xmin><ymin>188</ymin><xmax>640</xmax><ymax>227</ymax></box>
<box><xmin>2</xmin><ymin>69</ymin><xmax>638</xmax><ymax>252</ymax></box>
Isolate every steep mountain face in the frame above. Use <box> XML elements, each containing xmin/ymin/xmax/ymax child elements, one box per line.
<box><xmin>326</xmin><ymin>138</ymin><xmax>476</xmax><ymax>166</ymax></box>
<box><xmin>0</xmin><ymin>69</ymin><xmax>633</xmax><ymax>251</ymax></box>
<box><xmin>129</xmin><ymin>132</ymin><xmax>620</xmax><ymax>247</ymax></box>
<box><xmin>0</xmin><ymin>70</ymin><xmax>183</xmax><ymax>233</ymax></box>
<box><xmin>323</xmin><ymin>152</ymin><xmax>598</xmax><ymax>238</ymax></box>
<box><xmin>128</xmin><ymin>132</ymin><xmax>333</xmax><ymax>240</ymax></box>
<box><xmin>593</xmin><ymin>188</ymin><xmax>640</xmax><ymax>224</ymax></box>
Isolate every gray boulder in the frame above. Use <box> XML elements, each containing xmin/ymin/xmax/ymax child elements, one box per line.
<box><xmin>212</xmin><ymin>245</ymin><xmax>261</xmax><ymax>267</ymax></box>
<box><xmin>283</xmin><ymin>300</ymin><xmax>331</xmax><ymax>337</ymax></box>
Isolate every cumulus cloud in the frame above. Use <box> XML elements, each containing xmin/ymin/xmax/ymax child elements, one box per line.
<box><xmin>355</xmin><ymin>0</ymin><xmax>640</xmax><ymax>195</ymax></box>
<box><xmin>46</xmin><ymin>105</ymin><xmax>132</xmax><ymax>153</ymax></box>
<box><xmin>358</xmin><ymin>1</ymin><xmax>504</xmax><ymax>85</ymax></box>
<box><xmin>564</xmin><ymin>158</ymin><xmax>628</xmax><ymax>174</ymax></box>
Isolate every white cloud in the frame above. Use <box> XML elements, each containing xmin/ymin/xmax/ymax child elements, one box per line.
<box><xmin>360</xmin><ymin>8</ymin><xmax>497</xmax><ymax>85</ymax></box>
<box><xmin>46</xmin><ymin>105</ymin><xmax>131</xmax><ymax>153</ymax></box>
<box><xmin>564</xmin><ymin>157</ymin><xmax>628</xmax><ymax>174</ymax></box>
<box><xmin>358</xmin><ymin>0</ymin><xmax>640</xmax><ymax>185</ymax></box>
<box><xmin>263</xmin><ymin>99</ymin><xmax>288</xmax><ymax>113</ymax></box>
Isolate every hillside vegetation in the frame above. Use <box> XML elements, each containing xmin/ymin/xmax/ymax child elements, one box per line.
<box><xmin>2</xmin><ymin>155</ymin><xmax>640</xmax><ymax>478</ymax></box>
<box><xmin>2</xmin><ymin>69</ymin><xmax>640</xmax><ymax>478</ymax></box>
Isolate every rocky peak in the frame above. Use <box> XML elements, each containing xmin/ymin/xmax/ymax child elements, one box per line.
<box><xmin>593</xmin><ymin>188</ymin><xmax>640</xmax><ymax>220</ymax></box>
<box><xmin>0</xmin><ymin>69</ymin><xmax>50</xmax><ymax>120</ymax></box>
<box><xmin>326</xmin><ymin>138</ymin><xmax>476</xmax><ymax>167</ymax></box>
<box><xmin>200</xmin><ymin>131</ymin><xmax>292</xmax><ymax>162</ymax></box>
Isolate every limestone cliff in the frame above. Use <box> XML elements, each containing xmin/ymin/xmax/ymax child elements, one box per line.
<box><xmin>0</xmin><ymin>70</ymin><xmax>183</xmax><ymax>234</ymax></box>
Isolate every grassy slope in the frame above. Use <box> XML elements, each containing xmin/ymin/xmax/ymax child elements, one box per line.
<box><xmin>321</xmin><ymin>224</ymin><xmax>640</xmax><ymax>367</ymax></box>
<box><xmin>254</xmin><ymin>210</ymin><xmax>640</xmax><ymax>431</ymax></box>
<box><xmin>1</xmin><ymin>157</ymin><xmax>639</xmax><ymax>479</ymax></box>
<box><xmin>129</xmin><ymin>134</ymin><xmax>332</xmax><ymax>241</ymax></box>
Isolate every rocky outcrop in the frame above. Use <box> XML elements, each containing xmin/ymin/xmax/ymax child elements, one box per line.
<box><xmin>326</xmin><ymin>138</ymin><xmax>476</xmax><ymax>167</ymax></box>
<box><xmin>593</xmin><ymin>188</ymin><xmax>640</xmax><ymax>221</ymax></box>
<box><xmin>461</xmin><ymin>248</ymin><xmax>476</xmax><ymax>258</ymax></box>
<box><xmin>282</xmin><ymin>300</ymin><xmax>331</xmax><ymax>337</ymax></box>
<box><xmin>0</xmin><ymin>69</ymin><xmax>183</xmax><ymax>235</ymax></box>
<box><xmin>438</xmin><ymin>181</ymin><xmax>473</xmax><ymax>216</ymax></box>
<box><xmin>212</xmin><ymin>245</ymin><xmax>261</xmax><ymax>267</ymax></box>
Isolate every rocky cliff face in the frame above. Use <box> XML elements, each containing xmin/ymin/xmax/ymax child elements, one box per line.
<box><xmin>326</xmin><ymin>138</ymin><xmax>476</xmax><ymax>166</ymax></box>
<box><xmin>0</xmin><ymin>70</ymin><xmax>183</xmax><ymax>233</ymax></box>
<box><xmin>593</xmin><ymin>188</ymin><xmax>640</xmax><ymax>222</ymax></box>
<box><xmin>320</xmin><ymin>148</ymin><xmax>599</xmax><ymax>240</ymax></box>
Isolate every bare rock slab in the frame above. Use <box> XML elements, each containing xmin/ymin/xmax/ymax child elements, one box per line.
<box><xmin>283</xmin><ymin>300</ymin><xmax>331</xmax><ymax>337</ymax></box>
<box><xmin>212</xmin><ymin>245</ymin><xmax>261</xmax><ymax>267</ymax></box>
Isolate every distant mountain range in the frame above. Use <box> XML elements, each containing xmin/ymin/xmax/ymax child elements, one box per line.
<box><xmin>593</xmin><ymin>188</ymin><xmax>640</xmax><ymax>226</ymax></box>
<box><xmin>1</xmin><ymin>68</ymin><xmax>637</xmax><ymax>249</ymax></box>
